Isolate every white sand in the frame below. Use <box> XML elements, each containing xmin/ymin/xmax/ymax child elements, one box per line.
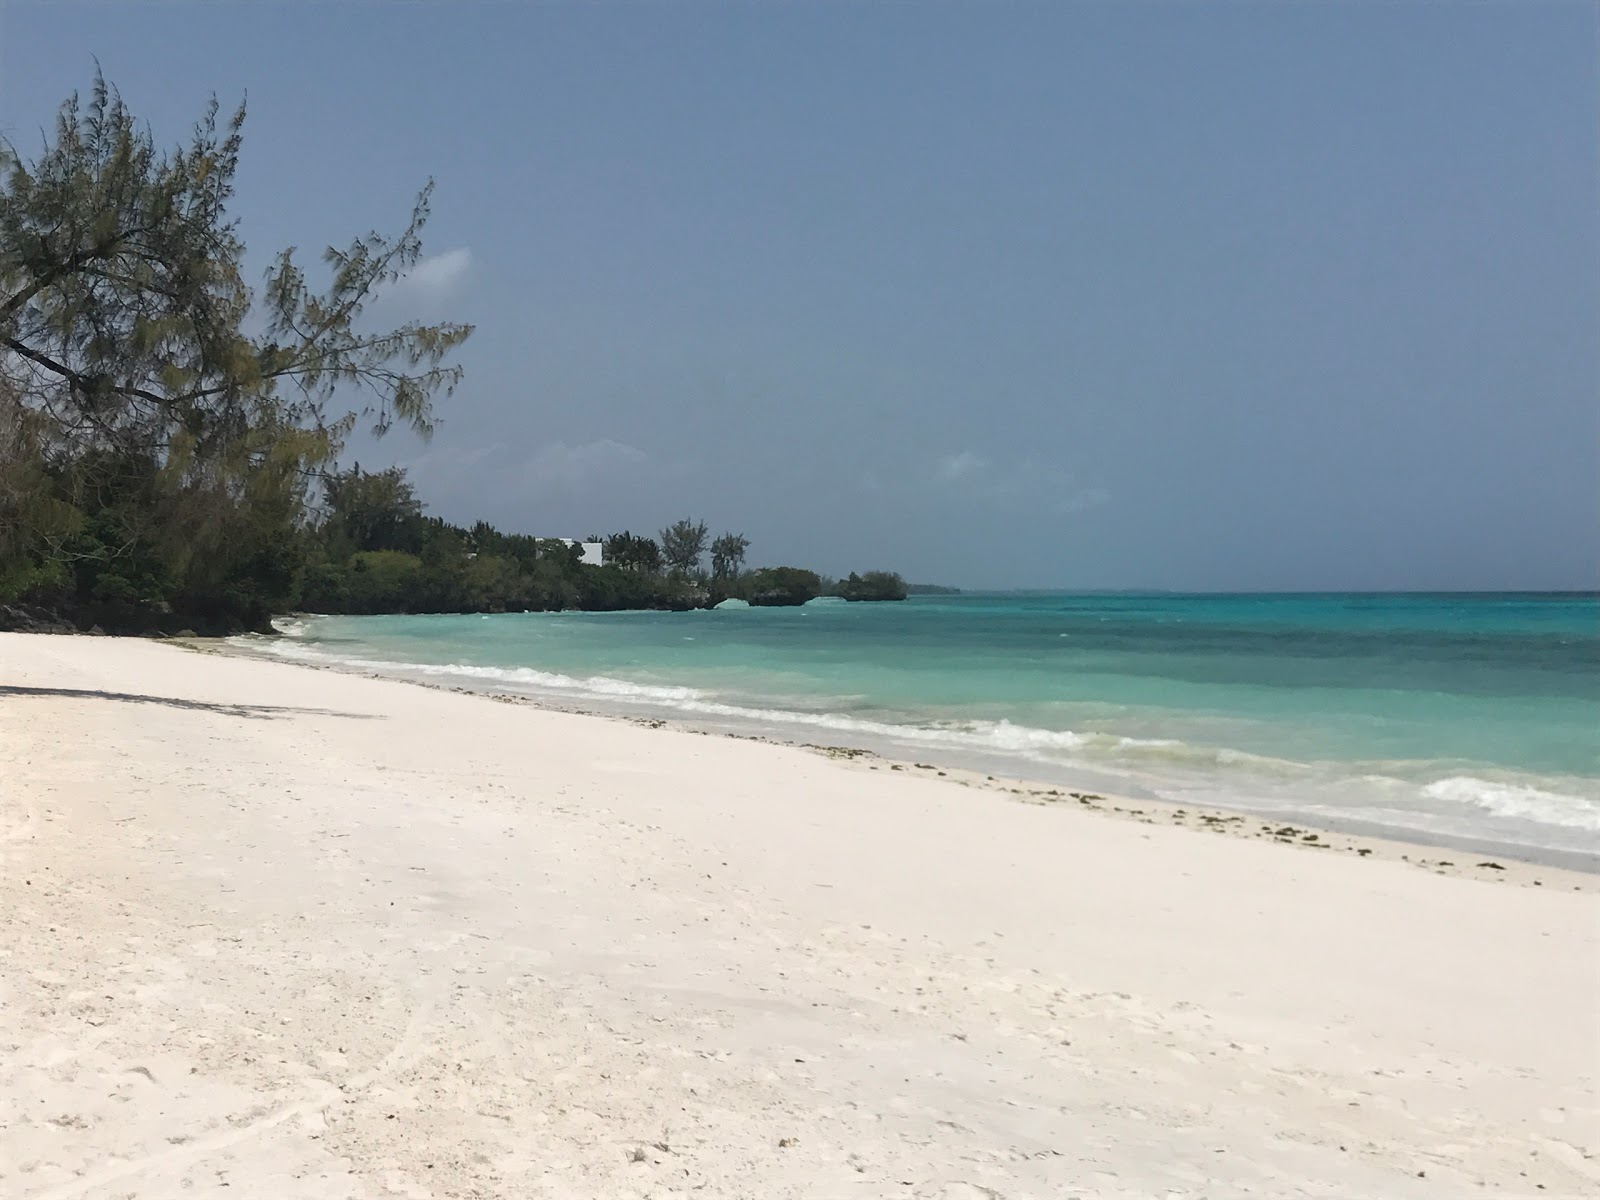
<box><xmin>2</xmin><ymin>633</ymin><xmax>1596</xmax><ymax>1199</ymax></box>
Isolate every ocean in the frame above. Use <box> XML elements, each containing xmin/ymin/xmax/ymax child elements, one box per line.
<box><xmin>236</xmin><ymin>592</ymin><xmax>1600</xmax><ymax>863</ymax></box>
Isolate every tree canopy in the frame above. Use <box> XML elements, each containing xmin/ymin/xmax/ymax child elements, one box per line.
<box><xmin>659</xmin><ymin>517</ymin><xmax>709</xmax><ymax>579</ymax></box>
<box><xmin>0</xmin><ymin>75</ymin><xmax>471</xmax><ymax>631</ymax></box>
<box><xmin>0</xmin><ymin>78</ymin><xmax>918</xmax><ymax>633</ymax></box>
<box><xmin>837</xmin><ymin>571</ymin><xmax>908</xmax><ymax>602</ymax></box>
<box><xmin>710</xmin><ymin>531</ymin><xmax>749</xmax><ymax>580</ymax></box>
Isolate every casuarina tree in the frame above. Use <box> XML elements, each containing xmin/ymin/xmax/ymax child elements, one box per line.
<box><xmin>0</xmin><ymin>74</ymin><xmax>472</xmax><ymax>630</ymax></box>
<box><xmin>659</xmin><ymin>518</ymin><xmax>709</xmax><ymax>579</ymax></box>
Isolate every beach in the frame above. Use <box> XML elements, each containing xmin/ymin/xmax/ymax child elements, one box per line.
<box><xmin>2</xmin><ymin>632</ymin><xmax>1596</xmax><ymax>1198</ymax></box>
<box><xmin>239</xmin><ymin>596</ymin><xmax>1600</xmax><ymax>866</ymax></box>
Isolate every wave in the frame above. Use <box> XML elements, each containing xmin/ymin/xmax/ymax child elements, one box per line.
<box><xmin>245</xmin><ymin>637</ymin><xmax>1215</xmax><ymax>759</ymax></box>
<box><xmin>250</xmin><ymin>638</ymin><xmax>706</xmax><ymax>703</ymax></box>
<box><xmin>236</xmin><ymin>641</ymin><xmax>1384</xmax><ymax>784</ymax></box>
<box><xmin>1421</xmin><ymin>776</ymin><xmax>1600</xmax><ymax>832</ymax></box>
<box><xmin>234</xmin><ymin>631</ymin><xmax>1600</xmax><ymax>846</ymax></box>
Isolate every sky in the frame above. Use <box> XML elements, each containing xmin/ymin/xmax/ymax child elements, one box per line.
<box><xmin>2</xmin><ymin>1</ymin><xmax>1596</xmax><ymax>590</ymax></box>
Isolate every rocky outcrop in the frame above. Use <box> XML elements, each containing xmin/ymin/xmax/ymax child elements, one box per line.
<box><xmin>0</xmin><ymin>603</ymin><xmax>79</xmax><ymax>634</ymax></box>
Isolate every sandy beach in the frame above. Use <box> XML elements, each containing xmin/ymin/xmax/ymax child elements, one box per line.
<box><xmin>2</xmin><ymin>633</ymin><xmax>1596</xmax><ymax>1198</ymax></box>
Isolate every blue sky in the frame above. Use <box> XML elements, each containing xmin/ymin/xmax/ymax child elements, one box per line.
<box><xmin>3</xmin><ymin>1</ymin><xmax>1595</xmax><ymax>589</ymax></box>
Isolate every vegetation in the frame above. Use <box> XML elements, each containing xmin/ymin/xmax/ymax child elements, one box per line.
<box><xmin>276</xmin><ymin>480</ymin><xmax>894</xmax><ymax>616</ymax></box>
<box><xmin>1</xmin><ymin>76</ymin><xmax>468</xmax><ymax>633</ymax></box>
<box><xmin>837</xmin><ymin>571</ymin><xmax>908</xmax><ymax>602</ymax></box>
<box><xmin>743</xmin><ymin>566</ymin><xmax>824</xmax><ymax>607</ymax></box>
<box><xmin>659</xmin><ymin>518</ymin><xmax>709</xmax><ymax>579</ymax></box>
<box><xmin>602</xmin><ymin>531</ymin><xmax>662</xmax><ymax>576</ymax></box>
<box><xmin>0</xmin><ymin>79</ymin><xmax>912</xmax><ymax>633</ymax></box>
<box><xmin>292</xmin><ymin>470</ymin><xmax>707</xmax><ymax>615</ymax></box>
<box><xmin>709</xmin><ymin>531</ymin><xmax>749</xmax><ymax>581</ymax></box>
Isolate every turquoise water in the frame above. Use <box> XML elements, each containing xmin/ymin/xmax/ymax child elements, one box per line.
<box><xmin>241</xmin><ymin>593</ymin><xmax>1600</xmax><ymax>858</ymax></box>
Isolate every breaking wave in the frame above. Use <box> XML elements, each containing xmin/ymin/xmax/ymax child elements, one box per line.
<box><xmin>1421</xmin><ymin>777</ymin><xmax>1600</xmax><ymax>832</ymax></box>
<box><xmin>234</xmin><ymin>625</ymin><xmax>1600</xmax><ymax>851</ymax></box>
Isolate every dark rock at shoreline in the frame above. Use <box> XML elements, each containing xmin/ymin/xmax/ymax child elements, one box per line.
<box><xmin>0</xmin><ymin>603</ymin><xmax>78</xmax><ymax>635</ymax></box>
<box><xmin>0</xmin><ymin>601</ymin><xmax>256</xmax><ymax>639</ymax></box>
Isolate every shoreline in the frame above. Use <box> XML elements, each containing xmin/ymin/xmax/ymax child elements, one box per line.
<box><xmin>5</xmin><ymin>631</ymin><xmax>1597</xmax><ymax>1197</ymax></box>
<box><xmin>202</xmin><ymin>634</ymin><xmax>1600</xmax><ymax>885</ymax></box>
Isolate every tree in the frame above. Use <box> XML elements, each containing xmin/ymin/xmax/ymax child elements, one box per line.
<box><xmin>710</xmin><ymin>531</ymin><xmax>749</xmax><ymax>580</ymax></box>
<box><xmin>3</xmin><ymin>75</ymin><xmax>470</xmax><ymax>454</ymax></box>
<box><xmin>633</xmin><ymin>536</ymin><xmax>663</xmax><ymax>575</ymax></box>
<box><xmin>0</xmin><ymin>378</ymin><xmax>77</xmax><ymax>600</ymax></box>
<box><xmin>0</xmin><ymin>75</ymin><xmax>471</xmax><ymax>630</ymax></box>
<box><xmin>320</xmin><ymin>465</ymin><xmax>423</xmax><ymax>554</ymax></box>
<box><xmin>603</xmin><ymin>530</ymin><xmax>661</xmax><ymax>575</ymax></box>
<box><xmin>658</xmin><ymin>518</ymin><xmax>708</xmax><ymax>578</ymax></box>
<box><xmin>837</xmin><ymin>570</ymin><xmax>908</xmax><ymax>602</ymax></box>
<box><xmin>745</xmin><ymin>566</ymin><xmax>822</xmax><ymax>607</ymax></box>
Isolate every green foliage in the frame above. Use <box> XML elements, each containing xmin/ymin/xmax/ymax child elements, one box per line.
<box><xmin>710</xmin><ymin>531</ymin><xmax>749</xmax><ymax>580</ymax></box>
<box><xmin>744</xmin><ymin>566</ymin><xmax>823</xmax><ymax>607</ymax></box>
<box><xmin>659</xmin><ymin>517</ymin><xmax>709</xmax><ymax>579</ymax></box>
<box><xmin>0</xmin><ymin>75</ymin><xmax>472</xmax><ymax>632</ymax></box>
<box><xmin>321</xmin><ymin>466</ymin><xmax>424</xmax><ymax>555</ymax></box>
<box><xmin>836</xmin><ymin>570</ymin><xmax>908</xmax><ymax>602</ymax></box>
<box><xmin>343</xmin><ymin>551</ymin><xmax>425</xmax><ymax>613</ymax></box>
<box><xmin>280</xmin><ymin>475</ymin><xmax>711</xmax><ymax>616</ymax></box>
<box><xmin>602</xmin><ymin>530</ymin><xmax>661</xmax><ymax>575</ymax></box>
<box><xmin>0</xmin><ymin>77</ymin><xmax>911</xmax><ymax>632</ymax></box>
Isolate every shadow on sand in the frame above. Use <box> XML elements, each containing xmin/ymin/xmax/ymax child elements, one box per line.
<box><xmin>0</xmin><ymin>685</ymin><xmax>381</xmax><ymax>721</ymax></box>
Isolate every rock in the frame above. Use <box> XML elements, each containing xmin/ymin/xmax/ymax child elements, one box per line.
<box><xmin>0</xmin><ymin>603</ymin><xmax>77</xmax><ymax>634</ymax></box>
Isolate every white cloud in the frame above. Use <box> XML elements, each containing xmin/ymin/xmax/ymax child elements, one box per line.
<box><xmin>935</xmin><ymin>451</ymin><xmax>988</xmax><ymax>483</ymax></box>
<box><xmin>385</xmin><ymin>247</ymin><xmax>473</xmax><ymax>304</ymax></box>
<box><xmin>519</xmin><ymin>439</ymin><xmax>651</xmax><ymax>494</ymax></box>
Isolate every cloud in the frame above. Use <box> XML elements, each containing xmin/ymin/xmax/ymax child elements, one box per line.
<box><xmin>407</xmin><ymin>438</ymin><xmax>662</xmax><ymax>503</ymax></box>
<box><xmin>1053</xmin><ymin>487</ymin><xmax>1112</xmax><ymax>515</ymax></box>
<box><xmin>518</xmin><ymin>439</ymin><xmax>651</xmax><ymax>494</ymax></box>
<box><xmin>383</xmin><ymin>247</ymin><xmax>473</xmax><ymax>305</ymax></box>
<box><xmin>935</xmin><ymin>451</ymin><xmax>988</xmax><ymax>483</ymax></box>
<box><xmin>405</xmin><ymin>444</ymin><xmax>493</xmax><ymax>472</ymax></box>
<box><xmin>930</xmin><ymin>450</ymin><xmax>1109</xmax><ymax>515</ymax></box>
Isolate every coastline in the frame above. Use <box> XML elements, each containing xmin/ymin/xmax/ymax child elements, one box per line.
<box><xmin>207</xmin><ymin>632</ymin><xmax>1600</xmax><ymax>881</ymax></box>
<box><xmin>4</xmin><ymin>631</ymin><xmax>1597</xmax><ymax>1197</ymax></box>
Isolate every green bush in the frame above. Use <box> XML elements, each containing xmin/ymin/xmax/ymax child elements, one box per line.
<box><xmin>836</xmin><ymin>570</ymin><xmax>908</xmax><ymax>602</ymax></box>
<box><xmin>745</xmin><ymin>566</ymin><xmax>823</xmax><ymax>607</ymax></box>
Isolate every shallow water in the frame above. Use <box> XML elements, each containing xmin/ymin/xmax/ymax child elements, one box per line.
<box><xmin>236</xmin><ymin>592</ymin><xmax>1600</xmax><ymax>858</ymax></box>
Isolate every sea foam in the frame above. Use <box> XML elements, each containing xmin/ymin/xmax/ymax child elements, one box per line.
<box><xmin>234</xmin><ymin>621</ymin><xmax>1600</xmax><ymax>853</ymax></box>
<box><xmin>245</xmin><ymin>640</ymin><xmax>1324</xmax><ymax>777</ymax></box>
<box><xmin>1421</xmin><ymin>777</ymin><xmax>1600</xmax><ymax>832</ymax></box>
